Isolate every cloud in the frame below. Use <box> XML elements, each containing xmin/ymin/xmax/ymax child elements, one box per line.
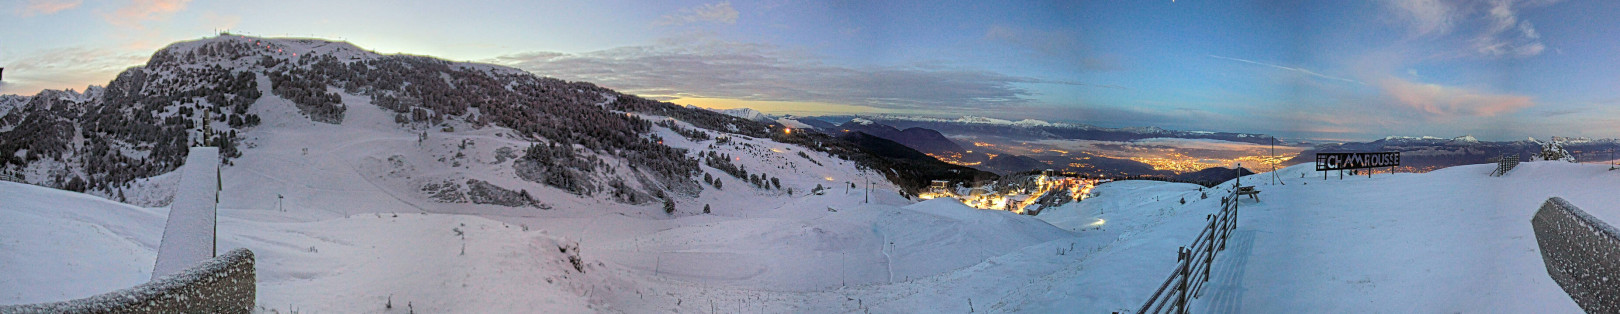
<box><xmin>1381</xmin><ymin>0</ymin><xmax>1557</xmax><ymax>58</ymax></box>
<box><xmin>0</xmin><ymin>47</ymin><xmax>148</xmax><ymax>95</ymax></box>
<box><xmin>1209</xmin><ymin>55</ymin><xmax>1363</xmax><ymax>84</ymax></box>
<box><xmin>655</xmin><ymin>2</ymin><xmax>739</xmax><ymax>26</ymax></box>
<box><xmin>1376</xmin><ymin>76</ymin><xmax>1534</xmax><ymax>119</ymax></box>
<box><xmin>15</xmin><ymin>0</ymin><xmax>81</xmax><ymax>17</ymax></box>
<box><xmin>104</xmin><ymin>0</ymin><xmax>191</xmax><ymax>29</ymax></box>
<box><xmin>487</xmin><ymin>39</ymin><xmax>1114</xmax><ymax>111</ymax></box>
<box><xmin>1471</xmin><ymin>0</ymin><xmax>1547</xmax><ymax>57</ymax></box>
<box><xmin>1383</xmin><ymin>0</ymin><xmax>1458</xmax><ymax>36</ymax></box>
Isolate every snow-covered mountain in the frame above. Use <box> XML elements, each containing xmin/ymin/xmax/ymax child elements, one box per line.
<box><xmin>0</xmin><ymin>35</ymin><xmax>983</xmax><ymax>206</ymax></box>
<box><xmin>709</xmin><ymin>107</ymin><xmax>773</xmax><ymax>122</ymax></box>
<box><xmin>0</xmin><ymin>94</ymin><xmax>30</xmax><ymax>125</ymax></box>
<box><xmin>836</xmin><ymin>120</ymin><xmax>967</xmax><ymax>155</ymax></box>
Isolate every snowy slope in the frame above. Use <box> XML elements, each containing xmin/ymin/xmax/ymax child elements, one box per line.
<box><xmin>0</xmin><ymin>83</ymin><xmax>1253</xmax><ymax>312</ymax></box>
<box><xmin>0</xmin><ymin>181</ymin><xmax>165</xmax><ymax>304</ymax></box>
<box><xmin>13</xmin><ymin>143</ymin><xmax>1605</xmax><ymax>312</ymax></box>
<box><xmin>1180</xmin><ymin>162</ymin><xmax>1608</xmax><ymax>312</ymax></box>
<box><xmin>0</xmin><ymin>180</ymin><xmax>597</xmax><ymax>312</ymax></box>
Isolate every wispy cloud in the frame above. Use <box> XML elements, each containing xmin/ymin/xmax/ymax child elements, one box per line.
<box><xmin>1208</xmin><ymin>55</ymin><xmax>1362</xmax><ymax>84</ymax></box>
<box><xmin>655</xmin><ymin>2</ymin><xmax>739</xmax><ymax>26</ymax></box>
<box><xmin>1383</xmin><ymin>0</ymin><xmax>1457</xmax><ymax>36</ymax></box>
<box><xmin>1376</xmin><ymin>76</ymin><xmax>1534</xmax><ymax>119</ymax></box>
<box><xmin>103</xmin><ymin>0</ymin><xmax>191</xmax><ymax>29</ymax></box>
<box><xmin>1380</xmin><ymin>0</ymin><xmax>1557</xmax><ymax>58</ymax></box>
<box><xmin>487</xmin><ymin>39</ymin><xmax>1118</xmax><ymax>111</ymax></box>
<box><xmin>0</xmin><ymin>47</ymin><xmax>148</xmax><ymax>95</ymax></box>
<box><xmin>1471</xmin><ymin>0</ymin><xmax>1547</xmax><ymax>57</ymax></box>
<box><xmin>15</xmin><ymin>0</ymin><xmax>81</xmax><ymax>17</ymax></box>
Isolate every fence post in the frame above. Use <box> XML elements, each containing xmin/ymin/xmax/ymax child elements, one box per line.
<box><xmin>1176</xmin><ymin>247</ymin><xmax>1191</xmax><ymax>314</ymax></box>
<box><xmin>1205</xmin><ymin>220</ymin><xmax>1215</xmax><ymax>282</ymax></box>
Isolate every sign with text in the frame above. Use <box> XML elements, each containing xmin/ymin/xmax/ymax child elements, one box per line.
<box><xmin>1315</xmin><ymin>152</ymin><xmax>1400</xmax><ymax>171</ymax></box>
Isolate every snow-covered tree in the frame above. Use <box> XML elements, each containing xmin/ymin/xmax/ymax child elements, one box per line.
<box><xmin>1535</xmin><ymin>137</ymin><xmax>1577</xmax><ymax>162</ymax></box>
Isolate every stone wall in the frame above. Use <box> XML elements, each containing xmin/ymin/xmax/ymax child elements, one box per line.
<box><xmin>0</xmin><ymin>248</ymin><xmax>255</xmax><ymax>314</ymax></box>
<box><xmin>1531</xmin><ymin>197</ymin><xmax>1620</xmax><ymax>313</ymax></box>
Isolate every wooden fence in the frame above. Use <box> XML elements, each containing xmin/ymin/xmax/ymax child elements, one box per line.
<box><xmin>1490</xmin><ymin>154</ymin><xmax>1519</xmax><ymax>177</ymax></box>
<box><xmin>1135</xmin><ymin>186</ymin><xmax>1242</xmax><ymax>314</ymax></box>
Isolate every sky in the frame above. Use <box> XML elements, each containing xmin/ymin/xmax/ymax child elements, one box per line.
<box><xmin>2</xmin><ymin>0</ymin><xmax>1618</xmax><ymax>142</ymax></box>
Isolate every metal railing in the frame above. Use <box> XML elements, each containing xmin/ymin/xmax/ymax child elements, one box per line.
<box><xmin>1490</xmin><ymin>154</ymin><xmax>1519</xmax><ymax>177</ymax></box>
<box><xmin>1136</xmin><ymin>186</ymin><xmax>1241</xmax><ymax>314</ymax></box>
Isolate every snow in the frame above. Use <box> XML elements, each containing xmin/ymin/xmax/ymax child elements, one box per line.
<box><xmin>0</xmin><ymin>180</ymin><xmax>164</xmax><ymax>304</ymax></box>
<box><xmin>5</xmin><ymin>34</ymin><xmax>1615</xmax><ymax>312</ymax></box>
<box><xmin>151</xmin><ymin>147</ymin><xmax>221</xmax><ymax>280</ymax></box>
<box><xmin>8</xmin><ymin>138</ymin><xmax>1615</xmax><ymax>312</ymax></box>
<box><xmin>0</xmin><ymin>94</ymin><xmax>31</xmax><ymax>117</ymax></box>
<box><xmin>775</xmin><ymin>118</ymin><xmax>813</xmax><ymax>130</ymax></box>
<box><xmin>1178</xmin><ymin>161</ymin><xmax>1608</xmax><ymax>312</ymax></box>
<box><xmin>708</xmin><ymin>107</ymin><xmax>773</xmax><ymax>122</ymax></box>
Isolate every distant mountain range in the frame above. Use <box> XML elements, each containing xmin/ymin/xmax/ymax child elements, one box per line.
<box><xmin>836</xmin><ymin>118</ymin><xmax>967</xmax><ymax>154</ymax></box>
<box><xmin>695</xmin><ymin>110</ymin><xmax>1279</xmax><ymax>145</ymax></box>
<box><xmin>1286</xmin><ymin>135</ymin><xmax>1620</xmax><ymax>172</ymax></box>
<box><xmin>853</xmin><ymin>115</ymin><xmax>1277</xmax><ymax>145</ymax></box>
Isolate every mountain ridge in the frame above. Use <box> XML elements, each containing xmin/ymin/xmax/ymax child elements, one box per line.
<box><xmin>0</xmin><ymin>34</ymin><xmax>990</xmax><ymax>205</ymax></box>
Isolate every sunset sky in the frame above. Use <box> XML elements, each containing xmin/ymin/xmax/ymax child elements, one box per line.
<box><xmin>3</xmin><ymin>0</ymin><xmax>1618</xmax><ymax>141</ymax></box>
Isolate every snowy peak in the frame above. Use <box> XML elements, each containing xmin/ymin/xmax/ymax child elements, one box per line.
<box><xmin>1551</xmin><ymin>136</ymin><xmax>1592</xmax><ymax>144</ymax></box>
<box><xmin>709</xmin><ymin>107</ymin><xmax>774</xmax><ymax>122</ymax></box>
<box><xmin>881</xmin><ymin>115</ymin><xmax>1080</xmax><ymax>129</ymax></box>
<box><xmin>1381</xmin><ymin>135</ymin><xmax>1446</xmax><ymax>141</ymax></box>
<box><xmin>1451</xmin><ymin>135</ymin><xmax>1479</xmax><ymax>144</ymax></box>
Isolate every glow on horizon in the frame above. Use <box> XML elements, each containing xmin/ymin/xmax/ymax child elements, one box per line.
<box><xmin>668</xmin><ymin>97</ymin><xmax>887</xmax><ymax>116</ymax></box>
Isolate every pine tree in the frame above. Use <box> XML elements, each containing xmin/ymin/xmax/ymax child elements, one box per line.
<box><xmin>663</xmin><ymin>197</ymin><xmax>676</xmax><ymax>215</ymax></box>
<box><xmin>703</xmin><ymin>204</ymin><xmax>711</xmax><ymax>214</ymax></box>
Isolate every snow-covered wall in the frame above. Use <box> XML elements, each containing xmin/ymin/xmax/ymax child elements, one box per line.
<box><xmin>0</xmin><ymin>248</ymin><xmax>255</xmax><ymax>314</ymax></box>
<box><xmin>152</xmin><ymin>147</ymin><xmax>220</xmax><ymax>280</ymax></box>
<box><xmin>1531</xmin><ymin>197</ymin><xmax>1620</xmax><ymax>313</ymax></box>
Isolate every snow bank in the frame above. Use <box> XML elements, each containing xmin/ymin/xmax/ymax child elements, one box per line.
<box><xmin>0</xmin><ymin>181</ymin><xmax>164</xmax><ymax>304</ymax></box>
